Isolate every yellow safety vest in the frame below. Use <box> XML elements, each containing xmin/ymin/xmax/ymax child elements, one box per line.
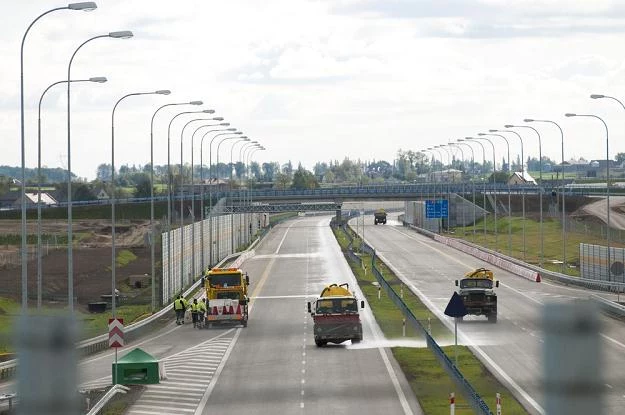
<box><xmin>174</xmin><ymin>299</ymin><xmax>184</xmax><ymax>310</ymax></box>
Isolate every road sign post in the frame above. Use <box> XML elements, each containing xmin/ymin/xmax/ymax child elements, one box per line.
<box><xmin>444</xmin><ymin>292</ymin><xmax>468</xmax><ymax>366</ymax></box>
<box><xmin>109</xmin><ymin>318</ymin><xmax>124</xmax><ymax>385</ymax></box>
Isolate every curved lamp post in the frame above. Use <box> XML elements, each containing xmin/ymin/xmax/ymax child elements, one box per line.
<box><xmin>196</xmin><ymin>127</ymin><xmax>234</xmax><ymax>271</ymax></box>
<box><xmin>36</xmin><ymin>76</ymin><xmax>107</xmax><ymax>309</ymax></box>
<box><xmin>165</xmin><ymin>109</ymin><xmax>213</xmax><ymax>294</ymax></box>
<box><xmin>20</xmin><ymin>1</ymin><xmax>97</xmax><ymax>311</ymax></box>
<box><xmin>67</xmin><ymin>30</ymin><xmax>133</xmax><ymax>311</ymax></box>
<box><xmin>207</xmin><ymin>131</ymin><xmax>242</xmax><ymax>264</ymax></box>
<box><xmin>468</xmin><ymin>136</ymin><xmax>497</xmax><ymax>251</ymax></box>
<box><xmin>524</xmin><ymin>119</ymin><xmax>567</xmax><ymax>271</ymax></box>
<box><xmin>501</xmin><ymin>126</ymin><xmax>527</xmax><ymax>260</ymax></box>
<box><xmin>448</xmin><ymin>142</ymin><xmax>469</xmax><ymax>238</ymax></box>
<box><xmin>241</xmin><ymin>142</ymin><xmax>260</xmax><ymax>245</ymax></box>
<box><xmin>228</xmin><ymin>138</ymin><xmax>251</xmax><ymax>252</ymax></box>
<box><xmin>565</xmin><ymin>112</ymin><xmax>611</xmax><ymax>280</ymax></box>
<box><xmin>483</xmin><ymin>131</ymin><xmax>512</xmax><ymax>255</ymax></box>
<box><xmin>111</xmin><ymin>89</ymin><xmax>170</xmax><ymax>317</ymax></box>
<box><xmin>148</xmin><ymin>100</ymin><xmax>202</xmax><ymax>310</ymax></box>
<box><xmin>454</xmin><ymin>141</ymin><xmax>476</xmax><ymax>241</ymax></box>
<box><xmin>178</xmin><ymin>117</ymin><xmax>222</xmax><ymax>288</ymax></box>
<box><xmin>461</xmin><ymin>138</ymin><xmax>487</xmax><ymax>240</ymax></box>
<box><xmin>508</xmin><ymin>124</ymin><xmax>544</xmax><ymax>266</ymax></box>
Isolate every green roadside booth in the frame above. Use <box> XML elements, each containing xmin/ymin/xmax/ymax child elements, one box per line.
<box><xmin>112</xmin><ymin>348</ymin><xmax>160</xmax><ymax>385</ymax></box>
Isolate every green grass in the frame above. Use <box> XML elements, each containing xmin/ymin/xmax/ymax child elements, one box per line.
<box><xmin>452</xmin><ymin>215</ymin><xmax>625</xmax><ymax>276</ymax></box>
<box><xmin>333</xmin><ymin>227</ymin><xmax>528</xmax><ymax>414</ymax></box>
<box><xmin>0</xmin><ymin>297</ymin><xmax>152</xmax><ymax>352</ymax></box>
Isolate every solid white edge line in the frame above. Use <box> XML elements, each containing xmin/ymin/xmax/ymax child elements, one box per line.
<box><xmin>193</xmin><ymin>328</ymin><xmax>242</xmax><ymax>415</ymax></box>
<box><xmin>372</xmin><ymin>246</ymin><xmax>546</xmax><ymax>415</ymax></box>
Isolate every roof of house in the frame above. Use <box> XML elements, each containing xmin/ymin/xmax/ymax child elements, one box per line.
<box><xmin>510</xmin><ymin>171</ymin><xmax>537</xmax><ymax>185</ymax></box>
<box><xmin>24</xmin><ymin>192</ymin><xmax>58</xmax><ymax>205</ymax></box>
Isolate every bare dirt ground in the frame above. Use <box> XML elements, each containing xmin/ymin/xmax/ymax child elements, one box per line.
<box><xmin>0</xmin><ymin>219</ymin><xmax>156</xmax><ymax>310</ymax></box>
<box><xmin>572</xmin><ymin>196</ymin><xmax>625</xmax><ymax>230</ymax></box>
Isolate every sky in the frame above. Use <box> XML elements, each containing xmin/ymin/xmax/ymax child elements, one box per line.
<box><xmin>2</xmin><ymin>0</ymin><xmax>625</xmax><ymax>180</ymax></box>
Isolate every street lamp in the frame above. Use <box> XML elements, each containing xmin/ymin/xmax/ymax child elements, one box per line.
<box><xmin>461</xmin><ymin>138</ymin><xmax>488</xmax><ymax>240</ymax></box>
<box><xmin>20</xmin><ymin>1</ymin><xmax>97</xmax><ymax>311</ymax></box>
<box><xmin>502</xmin><ymin>126</ymin><xmax>527</xmax><ymax>261</ymax></box>
<box><xmin>196</xmin><ymin>127</ymin><xmax>233</xmax><ymax>271</ymax></box>
<box><xmin>66</xmin><ymin>30</ymin><xmax>133</xmax><ymax>311</ymax></box>
<box><xmin>468</xmin><ymin>136</ymin><xmax>497</xmax><ymax>251</ymax></box>
<box><xmin>483</xmin><ymin>131</ymin><xmax>512</xmax><ymax>255</ymax></box>
<box><xmin>111</xmin><ymin>89</ymin><xmax>170</xmax><ymax>318</ymax></box>
<box><xmin>148</xmin><ymin>100</ymin><xmax>202</xmax><ymax>311</ymax></box>
<box><xmin>241</xmin><ymin>142</ymin><xmax>260</xmax><ymax>245</ymax></box>
<box><xmin>205</xmin><ymin>131</ymin><xmax>241</xmax><ymax>265</ymax></box>
<box><xmin>36</xmin><ymin>76</ymin><xmax>107</xmax><ymax>309</ymax></box>
<box><xmin>508</xmin><ymin>124</ymin><xmax>544</xmax><ymax>267</ymax></box>
<box><xmin>565</xmin><ymin>112</ymin><xmax>611</xmax><ymax>280</ymax></box>
<box><xmin>247</xmin><ymin>146</ymin><xmax>266</xmax><ymax>239</ymax></box>
<box><xmin>228</xmin><ymin>138</ymin><xmax>251</xmax><ymax>252</ymax></box>
<box><xmin>165</xmin><ymin>109</ymin><xmax>213</xmax><ymax>294</ymax></box>
<box><xmin>178</xmin><ymin>117</ymin><xmax>222</xmax><ymax>288</ymax></box>
<box><xmin>454</xmin><ymin>141</ymin><xmax>476</xmax><ymax>242</ymax></box>
<box><xmin>216</xmin><ymin>135</ymin><xmax>247</xmax><ymax>257</ymax></box>
<box><xmin>524</xmin><ymin>118</ymin><xmax>567</xmax><ymax>271</ymax></box>
<box><xmin>448</xmin><ymin>142</ymin><xmax>470</xmax><ymax>238</ymax></box>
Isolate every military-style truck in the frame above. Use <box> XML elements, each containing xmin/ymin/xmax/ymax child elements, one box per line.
<box><xmin>374</xmin><ymin>208</ymin><xmax>387</xmax><ymax>225</ymax></box>
<box><xmin>204</xmin><ymin>267</ymin><xmax>250</xmax><ymax>327</ymax></box>
<box><xmin>308</xmin><ymin>283</ymin><xmax>365</xmax><ymax>347</ymax></box>
<box><xmin>455</xmin><ymin>268</ymin><xmax>499</xmax><ymax>323</ymax></box>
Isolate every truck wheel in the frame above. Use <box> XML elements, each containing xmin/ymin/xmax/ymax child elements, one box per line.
<box><xmin>351</xmin><ymin>338</ymin><xmax>361</xmax><ymax>344</ymax></box>
<box><xmin>488</xmin><ymin>314</ymin><xmax>497</xmax><ymax>323</ymax></box>
<box><xmin>242</xmin><ymin>319</ymin><xmax>248</xmax><ymax>327</ymax></box>
<box><xmin>315</xmin><ymin>339</ymin><xmax>326</xmax><ymax>347</ymax></box>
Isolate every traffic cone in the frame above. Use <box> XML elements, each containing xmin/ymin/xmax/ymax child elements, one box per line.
<box><xmin>235</xmin><ymin>304</ymin><xmax>242</xmax><ymax>316</ymax></box>
<box><xmin>536</xmin><ymin>273</ymin><xmax>542</xmax><ymax>283</ymax></box>
<box><xmin>228</xmin><ymin>305</ymin><xmax>235</xmax><ymax>315</ymax></box>
<box><xmin>212</xmin><ymin>306</ymin><xmax>219</xmax><ymax>315</ymax></box>
<box><xmin>222</xmin><ymin>305</ymin><xmax>228</xmax><ymax>315</ymax></box>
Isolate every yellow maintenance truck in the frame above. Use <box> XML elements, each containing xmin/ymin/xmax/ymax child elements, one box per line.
<box><xmin>204</xmin><ymin>267</ymin><xmax>250</xmax><ymax>327</ymax></box>
<box><xmin>307</xmin><ymin>283</ymin><xmax>365</xmax><ymax>347</ymax></box>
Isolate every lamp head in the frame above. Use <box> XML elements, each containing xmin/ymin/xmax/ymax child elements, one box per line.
<box><xmin>457</xmin><ymin>139</ymin><xmax>465</xmax><ymax>142</ymax></box>
<box><xmin>234</xmin><ymin>131</ymin><xmax>243</xmax><ymax>134</ymax></box>
<box><xmin>565</xmin><ymin>113</ymin><xmax>576</xmax><ymax>117</ymax></box>
<box><xmin>220</xmin><ymin>122</ymin><xmax>230</xmax><ymax>126</ymax></box>
<box><xmin>478</xmin><ymin>133</ymin><xmax>487</xmax><ymax>136</ymax></box>
<box><xmin>240</xmin><ymin>136</ymin><xmax>248</xmax><ymax>139</ymax></box>
<box><xmin>504</xmin><ymin>124</ymin><xmax>514</xmax><ymax>128</ymax></box>
<box><xmin>68</xmin><ymin>2</ymin><xmax>97</xmax><ymax>11</ymax></box>
<box><xmin>488</xmin><ymin>129</ymin><xmax>498</xmax><ymax>132</ymax></box>
<box><xmin>155</xmin><ymin>90</ymin><xmax>171</xmax><ymax>95</ymax></box>
<box><xmin>227</xmin><ymin>128</ymin><xmax>236</xmax><ymax>131</ymax></box>
<box><xmin>212</xmin><ymin>117</ymin><xmax>224</xmax><ymax>121</ymax></box>
<box><xmin>464</xmin><ymin>137</ymin><xmax>474</xmax><ymax>140</ymax></box>
<box><xmin>88</xmin><ymin>77</ymin><xmax>107</xmax><ymax>83</ymax></box>
<box><xmin>189</xmin><ymin>100</ymin><xmax>203</xmax><ymax>105</ymax></box>
<box><xmin>109</xmin><ymin>31</ymin><xmax>134</xmax><ymax>39</ymax></box>
<box><xmin>202</xmin><ymin>109</ymin><xmax>215</xmax><ymax>114</ymax></box>
<box><xmin>590</xmin><ymin>94</ymin><xmax>605</xmax><ymax>99</ymax></box>
<box><xmin>523</xmin><ymin>119</ymin><xmax>534</xmax><ymax>123</ymax></box>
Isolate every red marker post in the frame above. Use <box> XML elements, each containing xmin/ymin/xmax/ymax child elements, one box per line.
<box><xmin>496</xmin><ymin>393</ymin><xmax>501</xmax><ymax>415</ymax></box>
<box><xmin>450</xmin><ymin>392</ymin><xmax>455</xmax><ymax>415</ymax></box>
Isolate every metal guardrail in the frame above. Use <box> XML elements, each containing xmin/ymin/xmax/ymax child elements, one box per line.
<box><xmin>406</xmin><ymin>223</ymin><xmax>625</xmax><ymax>293</ymax></box>
<box><xmin>335</xmin><ymin>223</ymin><xmax>492</xmax><ymax>414</ymax></box>
<box><xmin>86</xmin><ymin>384</ymin><xmax>130</xmax><ymax>415</ymax></box>
<box><xmin>591</xmin><ymin>294</ymin><xmax>625</xmax><ymax>318</ymax></box>
<box><xmin>366</xmin><ymin>244</ymin><xmax>493</xmax><ymax>415</ymax></box>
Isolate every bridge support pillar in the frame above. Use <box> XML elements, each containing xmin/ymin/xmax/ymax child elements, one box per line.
<box><xmin>335</xmin><ymin>209</ymin><xmax>342</xmax><ymax>224</ymax></box>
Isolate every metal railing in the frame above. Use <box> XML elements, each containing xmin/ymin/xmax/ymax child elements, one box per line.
<box><xmin>86</xmin><ymin>384</ymin><xmax>129</xmax><ymax>415</ymax></box>
<box><xmin>334</xmin><ymin>223</ymin><xmax>492</xmax><ymax>414</ymax></box>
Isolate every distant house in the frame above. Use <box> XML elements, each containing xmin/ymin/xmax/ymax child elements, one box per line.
<box><xmin>96</xmin><ymin>189</ymin><xmax>110</xmax><ymax>200</ymax></box>
<box><xmin>11</xmin><ymin>192</ymin><xmax>58</xmax><ymax>208</ymax></box>
<box><xmin>508</xmin><ymin>171</ymin><xmax>537</xmax><ymax>186</ymax></box>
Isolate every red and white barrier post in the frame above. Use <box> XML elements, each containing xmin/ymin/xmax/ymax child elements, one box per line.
<box><xmin>450</xmin><ymin>392</ymin><xmax>455</xmax><ymax>415</ymax></box>
<box><xmin>402</xmin><ymin>318</ymin><xmax>406</xmax><ymax>337</ymax></box>
<box><xmin>496</xmin><ymin>392</ymin><xmax>501</xmax><ymax>415</ymax></box>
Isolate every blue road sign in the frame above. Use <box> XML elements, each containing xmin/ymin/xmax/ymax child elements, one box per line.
<box><xmin>444</xmin><ymin>292</ymin><xmax>468</xmax><ymax>318</ymax></box>
<box><xmin>425</xmin><ymin>199</ymin><xmax>449</xmax><ymax>219</ymax></box>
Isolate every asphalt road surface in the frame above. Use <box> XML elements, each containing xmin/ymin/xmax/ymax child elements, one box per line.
<box><xmin>1</xmin><ymin>215</ymin><xmax>423</xmax><ymax>415</ymax></box>
<box><xmin>357</xmin><ymin>213</ymin><xmax>625</xmax><ymax>415</ymax></box>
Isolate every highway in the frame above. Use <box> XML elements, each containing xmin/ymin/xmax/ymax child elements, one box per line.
<box><xmin>355</xmin><ymin>213</ymin><xmax>625</xmax><ymax>415</ymax></box>
<box><xmin>1</xmin><ymin>215</ymin><xmax>422</xmax><ymax>414</ymax></box>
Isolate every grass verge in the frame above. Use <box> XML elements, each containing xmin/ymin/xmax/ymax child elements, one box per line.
<box><xmin>333</xmin><ymin>226</ymin><xmax>528</xmax><ymax>414</ymax></box>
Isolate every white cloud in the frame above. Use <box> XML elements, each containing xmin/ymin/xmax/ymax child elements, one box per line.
<box><xmin>1</xmin><ymin>0</ymin><xmax>625</xmax><ymax>179</ymax></box>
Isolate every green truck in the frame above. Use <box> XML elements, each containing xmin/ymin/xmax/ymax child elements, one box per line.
<box><xmin>374</xmin><ymin>208</ymin><xmax>387</xmax><ymax>225</ymax></box>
